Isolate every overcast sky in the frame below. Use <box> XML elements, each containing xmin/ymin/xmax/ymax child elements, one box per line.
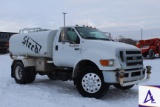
<box><xmin>0</xmin><ymin>0</ymin><xmax>160</xmax><ymax>39</ymax></box>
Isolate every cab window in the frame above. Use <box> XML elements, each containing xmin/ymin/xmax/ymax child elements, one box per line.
<box><xmin>59</xmin><ymin>27</ymin><xmax>80</xmax><ymax>44</ymax></box>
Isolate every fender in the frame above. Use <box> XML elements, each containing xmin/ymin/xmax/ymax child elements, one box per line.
<box><xmin>12</xmin><ymin>57</ymin><xmax>36</xmax><ymax>67</ymax></box>
<box><xmin>11</xmin><ymin>58</ymin><xmax>36</xmax><ymax>78</ymax></box>
<box><xmin>72</xmin><ymin>49</ymin><xmax>121</xmax><ymax>78</ymax></box>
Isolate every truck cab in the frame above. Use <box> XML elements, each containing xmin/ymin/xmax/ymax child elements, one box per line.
<box><xmin>9</xmin><ymin>26</ymin><xmax>151</xmax><ymax>98</ymax></box>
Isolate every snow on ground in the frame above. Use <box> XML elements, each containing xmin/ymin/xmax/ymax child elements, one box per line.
<box><xmin>0</xmin><ymin>54</ymin><xmax>159</xmax><ymax>107</ymax></box>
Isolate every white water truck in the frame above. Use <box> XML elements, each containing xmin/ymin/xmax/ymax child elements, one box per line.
<box><xmin>9</xmin><ymin>26</ymin><xmax>151</xmax><ymax>98</ymax></box>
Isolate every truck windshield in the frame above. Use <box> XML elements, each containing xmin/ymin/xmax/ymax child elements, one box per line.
<box><xmin>75</xmin><ymin>27</ymin><xmax>111</xmax><ymax>41</ymax></box>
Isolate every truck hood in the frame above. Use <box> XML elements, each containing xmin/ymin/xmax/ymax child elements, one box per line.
<box><xmin>82</xmin><ymin>40</ymin><xmax>140</xmax><ymax>51</ymax></box>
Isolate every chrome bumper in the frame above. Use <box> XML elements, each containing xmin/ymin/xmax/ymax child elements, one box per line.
<box><xmin>118</xmin><ymin>66</ymin><xmax>151</xmax><ymax>86</ymax></box>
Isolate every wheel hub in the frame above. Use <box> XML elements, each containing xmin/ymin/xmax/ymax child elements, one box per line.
<box><xmin>15</xmin><ymin>66</ymin><xmax>23</xmax><ymax>80</ymax></box>
<box><xmin>82</xmin><ymin>73</ymin><xmax>102</xmax><ymax>93</ymax></box>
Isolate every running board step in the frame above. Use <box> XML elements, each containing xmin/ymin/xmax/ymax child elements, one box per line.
<box><xmin>53</xmin><ymin>67</ymin><xmax>73</xmax><ymax>71</ymax></box>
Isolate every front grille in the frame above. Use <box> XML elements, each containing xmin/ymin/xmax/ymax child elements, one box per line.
<box><xmin>126</xmin><ymin>51</ymin><xmax>141</xmax><ymax>54</ymax></box>
<box><xmin>126</xmin><ymin>56</ymin><xmax>142</xmax><ymax>60</ymax></box>
<box><xmin>119</xmin><ymin>50</ymin><xmax>143</xmax><ymax>67</ymax></box>
<box><xmin>117</xmin><ymin>49</ymin><xmax>145</xmax><ymax>80</ymax></box>
<box><xmin>126</xmin><ymin>50</ymin><xmax>143</xmax><ymax>67</ymax></box>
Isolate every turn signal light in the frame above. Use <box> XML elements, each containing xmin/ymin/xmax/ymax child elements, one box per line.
<box><xmin>100</xmin><ymin>60</ymin><xmax>109</xmax><ymax>66</ymax></box>
<box><xmin>100</xmin><ymin>59</ymin><xmax>114</xmax><ymax>66</ymax></box>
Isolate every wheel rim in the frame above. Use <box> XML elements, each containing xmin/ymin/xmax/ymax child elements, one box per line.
<box><xmin>15</xmin><ymin>66</ymin><xmax>23</xmax><ymax>80</ymax></box>
<box><xmin>82</xmin><ymin>73</ymin><xmax>102</xmax><ymax>93</ymax></box>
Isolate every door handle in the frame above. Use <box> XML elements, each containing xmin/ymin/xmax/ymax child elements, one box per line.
<box><xmin>55</xmin><ymin>45</ymin><xmax>58</xmax><ymax>51</ymax></box>
<box><xmin>74</xmin><ymin>48</ymin><xmax>79</xmax><ymax>50</ymax></box>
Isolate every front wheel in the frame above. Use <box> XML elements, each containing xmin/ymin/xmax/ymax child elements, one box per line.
<box><xmin>76</xmin><ymin>66</ymin><xmax>109</xmax><ymax>99</ymax></box>
<box><xmin>114</xmin><ymin>84</ymin><xmax>134</xmax><ymax>90</ymax></box>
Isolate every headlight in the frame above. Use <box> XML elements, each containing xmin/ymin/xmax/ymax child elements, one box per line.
<box><xmin>100</xmin><ymin>59</ymin><xmax>114</xmax><ymax>66</ymax></box>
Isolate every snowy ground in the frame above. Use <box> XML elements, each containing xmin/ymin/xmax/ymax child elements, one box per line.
<box><xmin>0</xmin><ymin>54</ymin><xmax>159</xmax><ymax>107</ymax></box>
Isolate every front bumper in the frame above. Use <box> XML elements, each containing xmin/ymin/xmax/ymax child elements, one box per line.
<box><xmin>102</xmin><ymin>66</ymin><xmax>151</xmax><ymax>86</ymax></box>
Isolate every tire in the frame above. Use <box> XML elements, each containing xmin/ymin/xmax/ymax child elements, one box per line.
<box><xmin>148</xmin><ymin>49</ymin><xmax>155</xmax><ymax>59</ymax></box>
<box><xmin>25</xmin><ymin>67</ymin><xmax>36</xmax><ymax>83</ymax></box>
<box><xmin>13</xmin><ymin>62</ymin><xmax>36</xmax><ymax>84</ymax></box>
<box><xmin>13</xmin><ymin>62</ymin><xmax>26</xmax><ymax>84</ymax></box>
<box><xmin>114</xmin><ymin>84</ymin><xmax>134</xmax><ymax>90</ymax></box>
<box><xmin>76</xmin><ymin>66</ymin><xmax>109</xmax><ymax>99</ymax></box>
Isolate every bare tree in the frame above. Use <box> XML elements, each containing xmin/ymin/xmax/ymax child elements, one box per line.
<box><xmin>118</xmin><ymin>38</ymin><xmax>137</xmax><ymax>46</ymax></box>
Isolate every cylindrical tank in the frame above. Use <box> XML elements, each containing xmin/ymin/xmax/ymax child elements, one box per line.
<box><xmin>9</xmin><ymin>30</ymin><xmax>57</xmax><ymax>58</ymax></box>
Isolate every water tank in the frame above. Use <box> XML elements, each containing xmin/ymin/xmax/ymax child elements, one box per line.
<box><xmin>9</xmin><ymin>30</ymin><xmax>57</xmax><ymax>58</ymax></box>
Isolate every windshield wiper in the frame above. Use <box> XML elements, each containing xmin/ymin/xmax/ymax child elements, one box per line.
<box><xmin>98</xmin><ymin>38</ymin><xmax>110</xmax><ymax>41</ymax></box>
<box><xmin>84</xmin><ymin>37</ymin><xmax>98</xmax><ymax>39</ymax></box>
<box><xmin>84</xmin><ymin>37</ymin><xmax>110</xmax><ymax>41</ymax></box>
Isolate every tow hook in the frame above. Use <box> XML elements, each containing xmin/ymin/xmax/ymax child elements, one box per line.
<box><xmin>146</xmin><ymin>66</ymin><xmax>151</xmax><ymax>79</ymax></box>
<box><xmin>118</xmin><ymin>68</ymin><xmax>125</xmax><ymax>85</ymax></box>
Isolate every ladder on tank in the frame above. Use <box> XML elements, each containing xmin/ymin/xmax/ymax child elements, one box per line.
<box><xmin>19</xmin><ymin>27</ymin><xmax>49</xmax><ymax>33</ymax></box>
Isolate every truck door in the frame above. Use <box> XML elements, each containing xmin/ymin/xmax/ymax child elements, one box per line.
<box><xmin>53</xmin><ymin>27</ymin><xmax>81</xmax><ymax>67</ymax></box>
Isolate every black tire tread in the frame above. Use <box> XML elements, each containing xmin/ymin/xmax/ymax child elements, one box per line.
<box><xmin>13</xmin><ymin>62</ymin><xmax>36</xmax><ymax>84</ymax></box>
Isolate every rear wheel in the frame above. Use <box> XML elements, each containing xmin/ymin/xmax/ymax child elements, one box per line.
<box><xmin>114</xmin><ymin>84</ymin><xmax>134</xmax><ymax>90</ymax></box>
<box><xmin>25</xmin><ymin>67</ymin><xmax>36</xmax><ymax>83</ymax></box>
<box><xmin>14</xmin><ymin>62</ymin><xmax>26</xmax><ymax>84</ymax></box>
<box><xmin>13</xmin><ymin>62</ymin><xmax>36</xmax><ymax>84</ymax></box>
<box><xmin>76</xmin><ymin>66</ymin><xmax>109</xmax><ymax>99</ymax></box>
